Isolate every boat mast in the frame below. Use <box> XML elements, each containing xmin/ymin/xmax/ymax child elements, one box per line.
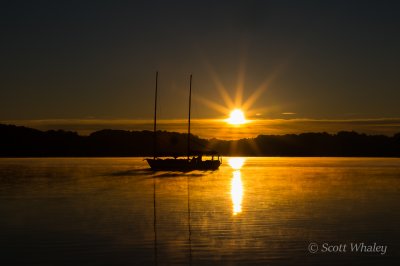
<box><xmin>187</xmin><ymin>74</ymin><xmax>192</xmax><ymax>160</ymax></box>
<box><xmin>153</xmin><ymin>71</ymin><xmax>158</xmax><ymax>160</ymax></box>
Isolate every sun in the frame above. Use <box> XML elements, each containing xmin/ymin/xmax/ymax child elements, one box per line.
<box><xmin>227</xmin><ymin>109</ymin><xmax>246</xmax><ymax>125</ymax></box>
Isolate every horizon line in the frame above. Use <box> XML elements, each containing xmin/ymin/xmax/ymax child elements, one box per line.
<box><xmin>2</xmin><ymin>117</ymin><xmax>400</xmax><ymax>140</ymax></box>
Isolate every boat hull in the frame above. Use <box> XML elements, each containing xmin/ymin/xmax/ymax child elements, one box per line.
<box><xmin>146</xmin><ymin>158</ymin><xmax>221</xmax><ymax>171</ymax></box>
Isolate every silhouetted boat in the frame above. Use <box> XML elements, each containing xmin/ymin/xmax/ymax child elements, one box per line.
<box><xmin>146</xmin><ymin>72</ymin><xmax>222</xmax><ymax>171</ymax></box>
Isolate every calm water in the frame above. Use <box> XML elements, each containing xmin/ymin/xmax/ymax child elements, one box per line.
<box><xmin>0</xmin><ymin>157</ymin><xmax>399</xmax><ymax>265</ymax></box>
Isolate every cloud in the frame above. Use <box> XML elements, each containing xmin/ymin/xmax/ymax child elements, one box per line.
<box><xmin>2</xmin><ymin>118</ymin><xmax>400</xmax><ymax>140</ymax></box>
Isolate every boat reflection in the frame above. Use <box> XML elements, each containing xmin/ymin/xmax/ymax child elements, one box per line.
<box><xmin>228</xmin><ymin>158</ymin><xmax>245</xmax><ymax>215</ymax></box>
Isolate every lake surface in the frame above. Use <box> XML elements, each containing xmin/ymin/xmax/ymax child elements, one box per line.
<box><xmin>0</xmin><ymin>157</ymin><xmax>399</xmax><ymax>265</ymax></box>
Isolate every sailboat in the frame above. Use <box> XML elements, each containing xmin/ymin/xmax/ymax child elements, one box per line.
<box><xmin>146</xmin><ymin>72</ymin><xmax>222</xmax><ymax>171</ymax></box>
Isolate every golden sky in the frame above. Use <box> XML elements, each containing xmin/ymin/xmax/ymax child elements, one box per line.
<box><xmin>4</xmin><ymin>118</ymin><xmax>400</xmax><ymax>140</ymax></box>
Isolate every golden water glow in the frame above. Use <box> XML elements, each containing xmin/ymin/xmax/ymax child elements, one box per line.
<box><xmin>229</xmin><ymin>157</ymin><xmax>245</xmax><ymax>215</ymax></box>
<box><xmin>231</xmin><ymin>170</ymin><xmax>243</xmax><ymax>215</ymax></box>
<box><xmin>227</xmin><ymin>109</ymin><xmax>246</xmax><ymax>125</ymax></box>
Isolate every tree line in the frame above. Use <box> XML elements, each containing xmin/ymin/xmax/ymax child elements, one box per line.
<box><xmin>1</xmin><ymin>124</ymin><xmax>399</xmax><ymax>157</ymax></box>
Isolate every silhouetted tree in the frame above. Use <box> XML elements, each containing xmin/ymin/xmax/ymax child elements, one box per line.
<box><xmin>0</xmin><ymin>124</ymin><xmax>399</xmax><ymax>157</ymax></box>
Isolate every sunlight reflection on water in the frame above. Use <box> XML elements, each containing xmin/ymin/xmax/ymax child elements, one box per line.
<box><xmin>228</xmin><ymin>157</ymin><xmax>245</xmax><ymax>216</ymax></box>
<box><xmin>231</xmin><ymin>170</ymin><xmax>243</xmax><ymax>215</ymax></box>
<box><xmin>228</xmin><ymin>157</ymin><xmax>245</xmax><ymax>170</ymax></box>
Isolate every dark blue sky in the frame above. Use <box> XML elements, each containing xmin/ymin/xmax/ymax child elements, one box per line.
<box><xmin>1</xmin><ymin>0</ymin><xmax>400</xmax><ymax>121</ymax></box>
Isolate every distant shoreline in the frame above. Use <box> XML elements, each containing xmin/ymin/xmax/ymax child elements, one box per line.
<box><xmin>1</xmin><ymin>156</ymin><xmax>400</xmax><ymax>159</ymax></box>
<box><xmin>1</xmin><ymin>124</ymin><xmax>399</xmax><ymax>157</ymax></box>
